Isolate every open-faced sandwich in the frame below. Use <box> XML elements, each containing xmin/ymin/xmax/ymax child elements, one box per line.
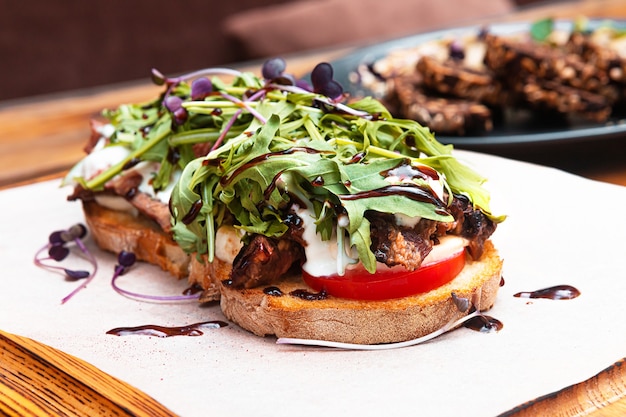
<box><xmin>64</xmin><ymin>58</ymin><xmax>505</xmax><ymax>344</ymax></box>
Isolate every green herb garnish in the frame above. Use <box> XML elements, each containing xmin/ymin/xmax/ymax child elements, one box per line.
<box><xmin>530</xmin><ymin>17</ymin><xmax>554</xmax><ymax>42</ymax></box>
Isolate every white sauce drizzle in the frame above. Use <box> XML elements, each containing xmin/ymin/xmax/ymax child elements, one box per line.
<box><xmin>64</xmin><ymin>128</ymin><xmax>181</xmax><ymax>212</ymax></box>
<box><xmin>214</xmin><ymin>226</ymin><xmax>244</xmax><ymax>264</ymax></box>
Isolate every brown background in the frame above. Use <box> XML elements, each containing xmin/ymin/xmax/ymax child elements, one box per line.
<box><xmin>0</xmin><ymin>0</ymin><xmax>538</xmax><ymax>101</ymax></box>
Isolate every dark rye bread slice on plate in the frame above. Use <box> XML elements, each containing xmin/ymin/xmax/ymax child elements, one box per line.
<box><xmin>219</xmin><ymin>240</ymin><xmax>503</xmax><ymax>345</ymax></box>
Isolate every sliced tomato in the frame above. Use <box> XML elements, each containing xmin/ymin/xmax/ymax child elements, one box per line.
<box><xmin>302</xmin><ymin>249</ymin><xmax>466</xmax><ymax>300</ymax></box>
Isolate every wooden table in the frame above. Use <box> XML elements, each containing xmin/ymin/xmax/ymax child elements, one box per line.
<box><xmin>1</xmin><ymin>0</ymin><xmax>626</xmax><ymax>415</ymax></box>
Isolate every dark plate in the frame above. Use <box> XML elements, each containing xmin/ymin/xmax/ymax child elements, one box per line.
<box><xmin>328</xmin><ymin>20</ymin><xmax>626</xmax><ymax>150</ymax></box>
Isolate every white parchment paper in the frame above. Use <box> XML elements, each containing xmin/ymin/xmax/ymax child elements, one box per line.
<box><xmin>1</xmin><ymin>150</ymin><xmax>625</xmax><ymax>417</ymax></box>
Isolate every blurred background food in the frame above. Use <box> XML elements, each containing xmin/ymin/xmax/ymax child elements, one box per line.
<box><xmin>0</xmin><ymin>0</ymin><xmax>541</xmax><ymax>101</ymax></box>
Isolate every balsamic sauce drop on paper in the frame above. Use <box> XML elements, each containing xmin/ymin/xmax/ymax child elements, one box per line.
<box><xmin>463</xmin><ymin>315</ymin><xmax>504</xmax><ymax>333</ymax></box>
<box><xmin>513</xmin><ymin>285</ymin><xmax>581</xmax><ymax>300</ymax></box>
<box><xmin>106</xmin><ymin>321</ymin><xmax>227</xmax><ymax>337</ymax></box>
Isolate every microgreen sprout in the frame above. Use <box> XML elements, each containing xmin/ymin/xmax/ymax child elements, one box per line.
<box><xmin>310</xmin><ymin>62</ymin><xmax>344</xmax><ymax>100</ymax></box>
<box><xmin>34</xmin><ymin>223</ymin><xmax>98</xmax><ymax>304</ymax></box>
<box><xmin>151</xmin><ymin>67</ymin><xmax>242</xmax><ymax>87</ymax></box>
<box><xmin>262</xmin><ymin>57</ymin><xmax>287</xmax><ymax>80</ymax></box>
<box><xmin>163</xmin><ymin>95</ymin><xmax>188</xmax><ymax>125</ymax></box>
<box><xmin>261</xmin><ymin>57</ymin><xmax>298</xmax><ymax>86</ymax></box>
<box><xmin>111</xmin><ymin>250</ymin><xmax>201</xmax><ymax>303</ymax></box>
<box><xmin>190</xmin><ymin>77</ymin><xmax>213</xmax><ymax>101</ymax></box>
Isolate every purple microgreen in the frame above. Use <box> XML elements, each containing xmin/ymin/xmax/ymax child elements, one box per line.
<box><xmin>151</xmin><ymin>68</ymin><xmax>167</xmax><ymax>86</ymax></box>
<box><xmin>117</xmin><ymin>250</ymin><xmax>136</xmax><ymax>268</ymax></box>
<box><xmin>59</xmin><ymin>231</ymin><xmax>98</xmax><ymax>304</ymax></box>
<box><xmin>310</xmin><ymin>62</ymin><xmax>344</xmax><ymax>100</ymax></box>
<box><xmin>191</xmin><ymin>77</ymin><xmax>213</xmax><ymax>101</ymax></box>
<box><xmin>64</xmin><ymin>269</ymin><xmax>91</xmax><ymax>279</ymax></box>
<box><xmin>152</xmin><ymin>67</ymin><xmax>242</xmax><ymax>88</ymax></box>
<box><xmin>48</xmin><ymin>230</ymin><xmax>65</xmax><ymax>245</ymax></box>
<box><xmin>273</xmin><ymin>73</ymin><xmax>297</xmax><ymax>86</ymax></box>
<box><xmin>262</xmin><ymin>57</ymin><xmax>287</xmax><ymax>80</ymax></box>
<box><xmin>68</xmin><ymin>223</ymin><xmax>88</xmax><ymax>239</ymax></box>
<box><xmin>34</xmin><ymin>245</ymin><xmax>71</xmax><ymax>273</ymax></box>
<box><xmin>210</xmin><ymin>108</ymin><xmax>243</xmax><ymax>152</ymax></box>
<box><xmin>209</xmin><ymin>89</ymin><xmax>267</xmax><ymax>153</ymax></box>
<box><xmin>110</xmin><ymin>251</ymin><xmax>200</xmax><ymax>303</ymax></box>
<box><xmin>219</xmin><ymin>92</ymin><xmax>268</xmax><ymax>124</ymax></box>
<box><xmin>209</xmin><ymin>89</ymin><xmax>269</xmax><ymax>152</ymax></box>
<box><xmin>164</xmin><ymin>95</ymin><xmax>183</xmax><ymax>112</ymax></box>
<box><xmin>261</xmin><ymin>57</ymin><xmax>298</xmax><ymax>85</ymax></box>
<box><xmin>295</xmin><ymin>78</ymin><xmax>313</xmax><ymax>92</ymax></box>
<box><xmin>163</xmin><ymin>96</ymin><xmax>188</xmax><ymax>125</ymax></box>
<box><xmin>176</xmin><ymin>67</ymin><xmax>242</xmax><ymax>83</ymax></box>
<box><xmin>48</xmin><ymin>244</ymin><xmax>70</xmax><ymax>261</ymax></box>
<box><xmin>34</xmin><ymin>223</ymin><xmax>99</xmax><ymax>304</ymax></box>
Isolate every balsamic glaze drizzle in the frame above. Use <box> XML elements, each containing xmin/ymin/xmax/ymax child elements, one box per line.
<box><xmin>513</xmin><ymin>285</ymin><xmax>581</xmax><ymax>300</ymax></box>
<box><xmin>106</xmin><ymin>321</ymin><xmax>227</xmax><ymax>337</ymax></box>
<box><xmin>463</xmin><ymin>315</ymin><xmax>503</xmax><ymax>333</ymax></box>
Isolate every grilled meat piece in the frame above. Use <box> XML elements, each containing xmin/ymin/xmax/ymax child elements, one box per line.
<box><xmin>130</xmin><ymin>193</ymin><xmax>173</xmax><ymax>233</ymax></box>
<box><xmin>519</xmin><ymin>76</ymin><xmax>612</xmax><ymax>122</ymax></box>
<box><xmin>368</xmin><ymin>194</ymin><xmax>496</xmax><ymax>270</ymax></box>
<box><xmin>416</xmin><ymin>55</ymin><xmax>508</xmax><ymax>107</ymax></box>
<box><xmin>388</xmin><ymin>74</ymin><xmax>493</xmax><ymax>135</ymax></box>
<box><xmin>566</xmin><ymin>31</ymin><xmax>626</xmax><ymax>85</ymax></box>
<box><xmin>228</xmin><ymin>234</ymin><xmax>306</xmax><ymax>289</ymax></box>
<box><xmin>484</xmin><ymin>33</ymin><xmax>616</xmax><ymax>96</ymax></box>
<box><xmin>228</xmin><ymin>210</ymin><xmax>306</xmax><ymax>289</ymax></box>
<box><xmin>483</xmin><ymin>32</ymin><xmax>620</xmax><ymax>117</ymax></box>
<box><xmin>69</xmin><ymin>169</ymin><xmax>174</xmax><ymax>234</ymax></box>
<box><xmin>368</xmin><ymin>213</ymin><xmax>438</xmax><ymax>270</ymax></box>
<box><xmin>447</xmin><ymin>194</ymin><xmax>496</xmax><ymax>260</ymax></box>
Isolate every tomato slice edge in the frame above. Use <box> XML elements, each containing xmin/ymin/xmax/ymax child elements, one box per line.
<box><xmin>302</xmin><ymin>249</ymin><xmax>467</xmax><ymax>301</ymax></box>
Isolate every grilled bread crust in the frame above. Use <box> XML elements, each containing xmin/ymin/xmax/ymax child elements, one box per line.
<box><xmin>82</xmin><ymin>201</ymin><xmax>222</xmax><ymax>301</ymax></box>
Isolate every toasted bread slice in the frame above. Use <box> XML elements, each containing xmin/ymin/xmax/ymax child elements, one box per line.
<box><xmin>82</xmin><ymin>201</ymin><xmax>222</xmax><ymax>301</ymax></box>
<box><xmin>219</xmin><ymin>240</ymin><xmax>502</xmax><ymax>345</ymax></box>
